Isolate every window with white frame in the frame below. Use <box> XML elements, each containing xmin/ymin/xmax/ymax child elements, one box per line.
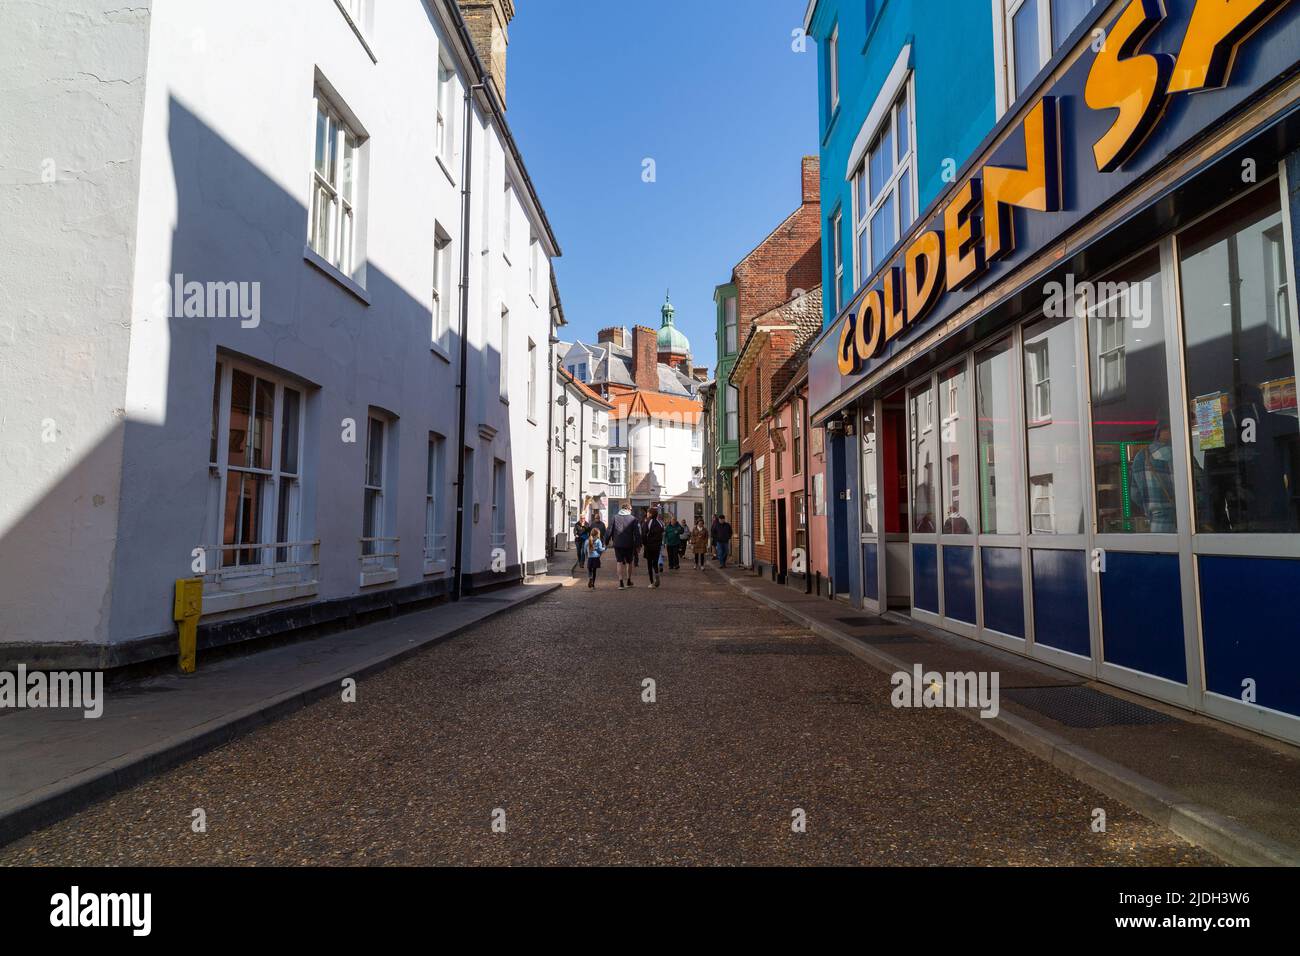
<box><xmin>502</xmin><ymin>182</ymin><xmax>513</xmax><ymax>259</ymax></box>
<box><xmin>609</xmin><ymin>454</ymin><xmax>625</xmax><ymax>487</ymax></box>
<box><xmin>792</xmin><ymin>400</ymin><xmax>803</xmax><ymax>474</ymax></box>
<box><xmin>828</xmin><ymin>24</ymin><xmax>840</xmax><ymax>111</ymax></box>
<box><xmin>591</xmin><ymin>410</ymin><xmax>600</xmax><ymax>439</ymax></box>
<box><xmin>831</xmin><ymin>209</ymin><xmax>844</xmax><ymax>316</ymax></box>
<box><xmin>499</xmin><ymin>307</ymin><xmax>510</xmax><ymax>398</ymax></box>
<box><xmin>1030</xmin><ymin>474</ymin><xmax>1056</xmax><ymax>532</ymax></box>
<box><xmin>491</xmin><ymin>458</ymin><xmax>507</xmax><ymax>546</ymax></box>
<box><xmin>1001</xmin><ymin>0</ymin><xmax>1097</xmax><ymax>105</ymax></box>
<box><xmin>1094</xmin><ymin>311</ymin><xmax>1126</xmax><ymax>398</ymax></box>
<box><xmin>425</xmin><ymin>434</ymin><xmax>447</xmax><ymax>573</ymax></box>
<box><xmin>691</xmin><ymin>419</ymin><xmax>701</xmax><ymax>450</ymax></box>
<box><xmin>590</xmin><ymin>447</ymin><xmax>600</xmax><ymax>481</ymax></box>
<box><xmin>529</xmin><ymin>235</ymin><xmax>540</xmax><ymax>297</ymax></box>
<box><xmin>1265</xmin><ymin>224</ymin><xmax>1293</xmax><ymax>350</ymax></box>
<box><xmin>527</xmin><ymin>338</ymin><xmax>537</xmax><ymax>419</ymax></box>
<box><xmin>654</xmin><ymin>419</ymin><xmax>667</xmax><ymax>447</ymax></box>
<box><xmin>724</xmin><ymin>296</ymin><xmax>738</xmax><ymax>354</ymax></box>
<box><xmin>209</xmin><ymin>361</ymin><xmax>307</xmax><ymax>576</ymax></box>
<box><xmin>432</xmin><ymin>225</ymin><xmax>452</xmax><ymax>350</ymax></box>
<box><xmin>310</xmin><ymin>87</ymin><xmax>363</xmax><ymax>276</ymax></box>
<box><xmin>853</xmin><ymin>81</ymin><xmax>915</xmax><ymax>282</ymax></box>
<box><xmin>362</xmin><ymin>414</ymin><xmax>390</xmax><ymax>557</ymax></box>
<box><xmin>726</xmin><ymin>385</ymin><xmax>739</xmax><ymax>442</ymax></box>
<box><xmin>436</xmin><ymin>59</ymin><xmax>455</xmax><ymax>168</ymax></box>
<box><xmin>1025</xmin><ymin>341</ymin><xmax>1052</xmax><ymax>423</ymax></box>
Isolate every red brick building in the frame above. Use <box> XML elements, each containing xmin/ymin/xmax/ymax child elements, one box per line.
<box><xmin>729</xmin><ymin>287</ymin><xmax>823</xmax><ymax>577</ymax></box>
<box><xmin>720</xmin><ymin>156</ymin><xmax>822</xmax><ymax>567</ymax></box>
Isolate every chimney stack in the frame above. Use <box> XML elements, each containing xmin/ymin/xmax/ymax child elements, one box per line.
<box><xmin>457</xmin><ymin>0</ymin><xmax>515</xmax><ymax>105</ymax></box>
<box><xmin>801</xmin><ymin>155</ymin><xmax>820</xmax><ymax>205</ymax></box>
<box><xmin>597</xmin><ymin>326</ymin><xmax>627</xmax><ymax>348</ymax></box>
<box><xmin>632</xmin><ymin>326</ymin><xmax>658</xmax><ymax>393</ymax></box>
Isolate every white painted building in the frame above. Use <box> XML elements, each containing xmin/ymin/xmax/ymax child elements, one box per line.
<box><xmin>0</xmin><ymin>0</ymin><xmax>559</xmax><ymax>667</ymax></box>
<box><xmin>608</xmin><ymin>392</ymin><xmax>705</xmax><ymax>522</ymax></box>
<box><xmin>548</xmin><ymin>354</ymin><xmax>613</xmax><ymax>550</ymax></box>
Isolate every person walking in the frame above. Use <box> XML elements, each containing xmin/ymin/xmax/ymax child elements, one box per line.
<box><xmin>571</xmin><ymin>515</ymin><xmax>591</xmax><ymax>575</ymax></box>
<box><xmin>589</xmin><ymin>509</ymin><xmax>608</xmax><ymax>545</ymax></box>
<box><xmin>642</xmin><ymin>507</ymin><xmax>666</xmax><ymax>588</ymax></box>
<box><xmin>585</xmin><ymin>528</ymin><xmax>606</xmax><ymax>588</ymax></box>
<box><xmin>606</xmin><ymin>501</ymin><xmax>642</xmax><ymax>590</ymax></box>
<box><xmin>664</xmin><ymin>516</ymin><xmax>683</xmax><ymax>571</ymax></box>
<box><xmin>714</xmin><ymin>514</ymin><xmax>734</xmax><ymax>568</ymax></box>
<box><xmin>690</xmin><ymin>518</ymin><xmax>709</xmax><ymax>569</ymax></box>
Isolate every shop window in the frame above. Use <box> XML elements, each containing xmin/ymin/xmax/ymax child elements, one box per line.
<box><xmin>1023</xmin><ymin>313</ymin><xmax>1086</xmax><ymax>534</ymax></box>
<box><xmin>909</xmin><ymin>382</ymin><xmax>937</xmax><ymax>533</ymax></box>
<box><xmin>861</xmin><ymin>405</ymin><xmax>878</xmax><ymax>533</ymax></box>
<box><xmin>976</xmin><ymin>338</ymin><xmax>1019</xmax><ymax>534</ymax></box>
<box><xmin>1178</xmin><ymin>185</ymin><xmax>1300</xmax><ymax>533</ymax></box>
<box><xmin>1086</xmin><ymin>249</ymin><xmax>1175</xmax><ymax>533</ymax></box>
<box><xmin>940</xmin><ymin>363</ymin><xmax>974</xmax><ymax>534</ymax></box>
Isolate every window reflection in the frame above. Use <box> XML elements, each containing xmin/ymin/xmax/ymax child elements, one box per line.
<box><xmin>1087</xmin><ymin>250</ymin><xmax>1175</xmax><ymax>533</ymax></box>
<box><xmin>940</xmin><ymin>363</ymin><xmax>975</xmax><ymax>534</ymax></box>
<box><xmin>976</xmin><ymin>338</ymin><xmax>1019</xmax><ymax>533</ymax></box>
<box><xmin>1179</xmin><ymin>186</ymin><xmax>1300</xmax><ymax>533</ymax></box>
<box><xmin>861</xmin><ymin>405</ymin><xmax>878</xmax><ymax>534</ymax></box>
<box><xmin>1023</xmin><ymin>313</ymin><xmax>1086</xmax><ymax>534</ymax></box>
<box><xmin>909</xmin><ymin>383</ymin><xmax>936</xmax><ymax>533</ymax></box>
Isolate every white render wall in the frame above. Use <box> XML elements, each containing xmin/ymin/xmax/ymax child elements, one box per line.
<box><xmin>622</xmin><ymin>412</ymin><xmax>704</xmax><ymax>515</ymax></box>
<box><xmin>0</xmin><ymin>0</ymin><xmax>557</xmax><ymax>656</ymax></box>
<box><xmin>549</xmin><ymin>369</ymin><xmax>610</xmax><ymax>545</ymax></box>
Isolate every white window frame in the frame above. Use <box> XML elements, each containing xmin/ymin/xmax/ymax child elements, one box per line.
<box><xmin>1030</xmin><ymin>473</ymin><xmax>1056</xmax><ymax>533</ymax></box>
<box><xmin>852</xmin><ymin>76</ymin><xmax>917</xmax><ymax>285</ymax></box>
<box><xmin>527</xmin><ymin>338</ymin><xmax>537</xmax><ymax>420</ymax></box>
<box><xmin>724</xmin><ymin>296</ymin><xmax>738</xmax><ymax>354</ymax></box>
<box><xmin>502</xmin><ymin>181</ymin><xmax>514</xmax><ymax>261</ymax></box>
<box><xmin>436</xmin><ymin>59</ymin><xmax>455</xmax><ymax>171</ymax></box>
<box><xmin>424</xmin><ymin>434</ymin><xmax>448</xmax><ymax>574</ymax></box>
<box><xmin>997</xmin><ymin>0</ymin><xmax>1097</xmax><ymax>114</ymax></box>
<box><xmin>432</xmin><ymin>225</ymin><xmax>452</xmax><ymax>351</ymax></box>
<box><xmin>828</xmin><ymin>24</ymin><xmax>840</xmax><ymax>111</ymax></box>
<box><xmin>499</xmin><ymin>307</ymin><xmax>510</xmax><ymax>400</ymax></box>
<box><xmin>1026</xmin><ymin>340</ymin><xmax>1052</xmax><ymax>423</ymax></box>
<box><xmin>831</xmin><ymin>209</ymin><xmax>844</xmax><ymax>316</ymax></box>
<box><xmin>207</xmin><ymin>361</ymin><xmax>313</xmax><ymax>601</ymax></box>
<box><xmin>609</xmin><ymin>454</ymin><xmax>625</xmax><ymax>487</ymax></box>
<box><xmin>726</xmin><ymin>385</ymin><xmax>739</xmax><ymax>442</ymax></box>
<box><xmin>310</xmin><ymin>87</ymin><xmax>363</xmax><ymax>277</ymax></box>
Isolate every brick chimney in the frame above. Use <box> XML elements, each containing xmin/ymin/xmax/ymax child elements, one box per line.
<box><xmin>597</xmin><ymin>326</ymin><xmax>627</xmax><ymax>348</ymax></box>
<box><xmin>632</xmin><ymin>326</ymin><xmax>658</xmax><ymax>392</ymax></box>
<box><xmin>458</xmin><ymin>0</ymin><xmax>515</xmax><ymax>105</ymax></box>
<box><xmin>801</xmin><ymin>155</ymin><xmax>819</xmax><ymax>204</ymax></box>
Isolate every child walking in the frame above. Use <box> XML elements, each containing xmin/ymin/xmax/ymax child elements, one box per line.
<box><xmin>586</xmin><ymin>528</ymin><xmax>606</xmax><ymax>588</ymax></box>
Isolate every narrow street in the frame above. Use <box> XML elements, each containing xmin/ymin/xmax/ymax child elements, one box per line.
<box><xmin>1</xmin><ymin>568</ymin><xmax>1212</xmax><ymax>866</ymax></box>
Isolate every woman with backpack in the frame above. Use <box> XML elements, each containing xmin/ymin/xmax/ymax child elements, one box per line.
<box><xmin>664</xmin><ymin>516</ymin><xmax>684</xmax><ymax>571</ymax></box>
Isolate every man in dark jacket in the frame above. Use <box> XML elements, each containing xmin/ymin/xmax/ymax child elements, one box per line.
<box><xmin>606</xmin><ymin>502</ymin><xmax>642</xmax><ymax>590</ymax></box>
<box><xmin>641</xmin><ymin>507</ymin><xmax>666</xmax><ymax>588</ymax></box>
<box><xmin>714</xmin><ymin>514</ymin><xmax>734</xmax><ymax>568</ymax></box>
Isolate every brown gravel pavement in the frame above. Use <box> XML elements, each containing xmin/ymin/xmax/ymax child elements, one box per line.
<box><xmin>0</xmin><ymin>567</ymin><xmax>1215</xmax><ymax>865</ymax></box>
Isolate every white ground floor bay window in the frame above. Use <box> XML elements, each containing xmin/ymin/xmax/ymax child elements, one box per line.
<box><xmin>204</xmin><ymin>359</ymin><xmax>318</xmax><ymax>613</ymax></box>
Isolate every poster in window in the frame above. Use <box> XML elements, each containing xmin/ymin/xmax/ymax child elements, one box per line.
<box><xmin>1193</xmin><ymin>392</ymin><xmax>1226</xmax><ymax>450</ymax></box>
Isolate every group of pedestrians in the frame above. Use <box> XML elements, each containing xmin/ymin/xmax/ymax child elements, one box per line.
<box><xmin>571</xmin><ymin>505</ymin><xmax>736</xmax><ymax>588</ymax></box>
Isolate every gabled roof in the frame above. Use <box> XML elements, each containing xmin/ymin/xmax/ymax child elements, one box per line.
<box><xmin>559</xmin><ymin>366</ymin><xmax>613</xmax><ymax>408</ymax></box>
<box><xmin>609</xmin><ymin>390</ymin><xmax>702</xmax><ymax>422</ymax></box>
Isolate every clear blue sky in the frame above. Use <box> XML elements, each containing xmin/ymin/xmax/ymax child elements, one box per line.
<box><xmin>508</xmin><ymin>0</ymin><xmax>819</xmax><ymax>373</ymax></box>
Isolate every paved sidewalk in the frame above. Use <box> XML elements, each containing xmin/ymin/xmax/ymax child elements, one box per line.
<box><xmin>0</xmin><ymin>581</ymin><xmax>559</xmax><ymax>845</ymax></box>
<box><xmin>712</xmin><ymin>565</ymin><xmax>1300</xmax><ymax>866</ymax></box>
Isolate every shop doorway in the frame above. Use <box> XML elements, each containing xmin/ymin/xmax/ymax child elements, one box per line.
<box><xmin>776</xmin><ymin>499</ymin><xmax>788</xmax><ymax>583</ymax></box>
<box><xmin>883</xmin><ymin>393</ymin><xmax>911</xmax><ymax>611</ymax></box>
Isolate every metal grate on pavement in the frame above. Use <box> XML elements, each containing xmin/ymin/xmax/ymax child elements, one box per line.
<box><xmin>1003</xmin><ymin>685</ymin><xmax>1180</xmax><ymax>728</ymax></box>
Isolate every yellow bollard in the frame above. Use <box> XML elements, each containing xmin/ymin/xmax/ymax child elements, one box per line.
<box><xmin>173</xmin><ymin>577</ymin><xmax>203</xmax><ymax>674</ymax></box>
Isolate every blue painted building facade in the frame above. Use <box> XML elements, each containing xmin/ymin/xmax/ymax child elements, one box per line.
<box><xmin>803</xmin><ymin>0</ymin><xmax>1300</xmax><ymax>745</ymax></box>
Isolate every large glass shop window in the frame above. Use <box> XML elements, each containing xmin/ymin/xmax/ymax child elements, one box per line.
<box><xmin>975</xmin><ymin>338</ymin><xmax>1019</xmax><ymax>533</ymax></box>
<box><xmin>1022</xmin><ymin>313</ymin><xmax>1086</xmax><ymax>534</ymax></box>
<box><xmin>909</xmin><ymin>383</ymin><xmax>937</xmax><ymax>532</ymax></box>
<box><xmin>1086</xmin><ymin>249</ymin><xmax>1176</xmax><ymax>533</ymax></box>
<box><xmin>1179</xmin><ymin>186</ymin><xmax>1299</xmax><ymax>533</ymax></box>
<box><xmin>940</xmin><ymin>362</ymin><xmax>975</xmax><ymax>534</ymax></box>
<box><xmin>861</xmin><ymin>405</ymin><xmax>878</xmax><ymax>533</ymax></box>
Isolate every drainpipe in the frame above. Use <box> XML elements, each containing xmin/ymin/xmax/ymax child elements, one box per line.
<box><xmin>451</xmin><ymin>82</ymin><xmax>483</xmax><ymax>602</ymax></box>
<box><xmin>578</xmin><ymin>400</ymin><xmax>585</xmax><ymax>519</ymax></box>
